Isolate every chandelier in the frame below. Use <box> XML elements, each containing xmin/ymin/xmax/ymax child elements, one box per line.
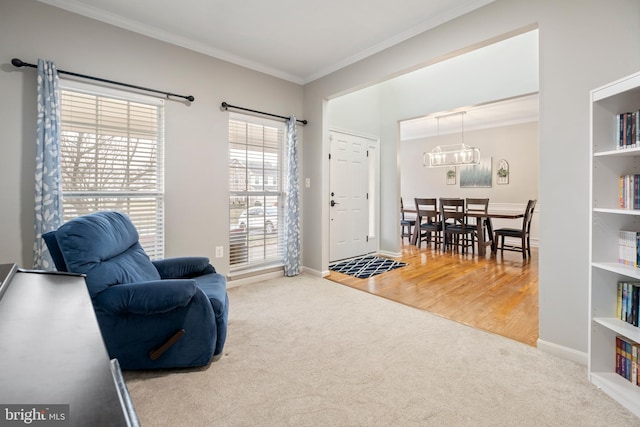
<box><xmin>423</xmin><ymin>112</ymin><xmax>480</xmax><ymax>167</ymax></box>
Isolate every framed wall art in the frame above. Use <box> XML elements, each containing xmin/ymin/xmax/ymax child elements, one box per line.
<box><xmin>496</xmin><ymin>159</ymin><xmax>509</xmax><ymax>185</ymax></box>
<box><xmin>460</xmin><ymin>157</ymin><xmax>492</xmax><ymax>188</ymax></box>
<box><xmin>446</xmin><ymin>166</ymin><xmax>456</xmax><ymax>185</ymax></box>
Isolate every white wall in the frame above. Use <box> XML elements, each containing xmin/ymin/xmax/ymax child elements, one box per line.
<box><xmin>0</xmin><ymin>0</ymin><xmax>303</xmax><ymax>276</ymax></box>
<box><xmin>327</xmin><ymin>85</ymin><xmax>382</xmax><ymax>136</ymax></box>
<box><xmin>303</xmin><ymin>0</ymin><xmax>640</xmax><ymax>359</ymax></box>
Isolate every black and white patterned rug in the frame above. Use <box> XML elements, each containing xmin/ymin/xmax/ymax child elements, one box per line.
<box><xmin>329</xmin><ymin>255</ymin><xmax>407</xmax><ymax>279</ymax></box>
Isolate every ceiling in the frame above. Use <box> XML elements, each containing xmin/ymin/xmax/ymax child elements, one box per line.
<box><xmin>39</xmin><ymin>0</ymin><xmax>537</xmax><ymax>134</ymax></box>
<box><xmin>400</xmin><ymin>93</ymin><xmax>539</xmax><ymax>141</ymax></box>
<box><xmin>38</xmin><ymin>0</ymin><xmax>495</xmax><ymax>84</ymax></box>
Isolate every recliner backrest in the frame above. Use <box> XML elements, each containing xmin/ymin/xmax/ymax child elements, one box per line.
<box><xmin>53</xmin><ymin>211</ymin><xmax>160</xmax><ymax>296</ymax></box>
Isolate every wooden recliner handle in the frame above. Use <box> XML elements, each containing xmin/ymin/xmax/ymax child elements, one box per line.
<box><xmin>149</xmin><ymin>329</ymin><xmax>186</xmax><ymax>361</ymax></box>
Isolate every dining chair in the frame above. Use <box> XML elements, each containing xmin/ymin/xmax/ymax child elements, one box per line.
<box><xmin>400</xmin><ymin>197</ymin><xmax>416</xmax><ymax>242</ymax></box>
<box><xmin>414</xmin><ymin>198</ymin><xmax>441</xmax><ymax>249</ymax></box>
<box><xmin>466</xmin><ymin>198</ymin><xmax>490</xmax><ymax>249</ymax></box>
<box><xmin>440</xmin><ymin>198</ymin><xmax>474</xmax><ymax>253</ymax></box>
<box><xmin>493</xmin><ymin>199</ymin><xmax>537</xmax><ymax>259</ymax></box>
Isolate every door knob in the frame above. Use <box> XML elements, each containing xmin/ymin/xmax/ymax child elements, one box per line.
<box><xmin>330</xmin><ymin>200</ymin><xmax>339</xmax><ymax>207</ymax></box>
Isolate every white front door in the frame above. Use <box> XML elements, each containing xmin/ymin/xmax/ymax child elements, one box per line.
<box><xmin>329</xmin><ymin>131</ymin><xmax>377</xmax><ymax>262</ymax></box>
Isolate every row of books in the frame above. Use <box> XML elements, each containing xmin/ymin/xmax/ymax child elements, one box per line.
<box><xmin>618</xmin><ymin>230</ymin><xmax>640</xmax><ymax>267</ymax></box>
<box><xmin>619</xmin><ymin>175</ymin><xmax>640</xmax><ymax>209</ymax></box>
<box><xmin>618</xmin><ymin>281</ymin><xmax>640</xmax><ymax>326</ymax></box>
<box><xmin>617</xmin><ymin>111</ymin><xmax>640</xmax><ymax>149</ymax></box>
<box><xmin>616</xmin><ymin>336</ymin><xmax>640</xmax><ymax>386</ymax></box>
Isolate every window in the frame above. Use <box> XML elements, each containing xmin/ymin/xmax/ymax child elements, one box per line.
<box><xmin>59</xmin><ymin>82</ymin><xmax>165</xmax><ymax>259</ymax></box>
<box><xmin>228</xmin><ymin>113</ymin><xmax>285</xmax><ymax>271</ymax></box>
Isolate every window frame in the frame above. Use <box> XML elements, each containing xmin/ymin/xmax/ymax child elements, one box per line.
<box><xmin>228</xmin><ymin>112</ymin><xmax>286</xmax><ymax>272</ymax></box>
<box><xmin>58</xmin><ymin>79</ymin><xmax>166</xmax><ymax>259</ymax></box>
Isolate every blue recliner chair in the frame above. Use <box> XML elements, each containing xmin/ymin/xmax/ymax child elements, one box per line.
<box><xmin>43</xmin><ymin>211</ymin><xmax>229</xmax><ymax>370</ymax></box>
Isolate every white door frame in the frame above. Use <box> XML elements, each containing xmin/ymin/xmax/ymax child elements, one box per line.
<box><xmin>328</xmin><ymin>128</ymin><xmax>380</xmax><ymax>262</ymax></box>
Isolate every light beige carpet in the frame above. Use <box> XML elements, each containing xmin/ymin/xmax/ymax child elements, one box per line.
<box><xmin>124</xmin><ymin>274</ymin><xmax>639</xmax><ymax>426</ymax></box>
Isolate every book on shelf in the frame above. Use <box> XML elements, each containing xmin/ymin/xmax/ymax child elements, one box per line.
<box><xmin>617</xmin><ymin>111</ymin><xmax>640</xmax><ymax>149</ymax></box>
<box><xmin>617</xmin><ymin>230</ymin><xmax>640</xmax><ymax>267</ymax></box>
<box><xmin>618</xmin><ymin>175</ymin><xmax>640</xmax><ymax>209</ymax></box>
<box><xmin>616</xmin><ymin>335</ymin><xmax>640</xmax><ymax>386</ymax></box>
<box><xmin>617</xmin><ymin>281</ymin><xmax>640</xmax><ymax>326</ymax></box>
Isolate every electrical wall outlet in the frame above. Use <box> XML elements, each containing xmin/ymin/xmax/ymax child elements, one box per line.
<box><xmin>215</xmin><ymin>246</ymin><xmax>223</xmax><ymax>258</ymax></box>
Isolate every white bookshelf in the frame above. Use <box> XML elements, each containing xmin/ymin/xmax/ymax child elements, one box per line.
<box><xmin>589</xmin><ymin>71</ymin><xmax>640</xmax><ymax>418</ymax></box>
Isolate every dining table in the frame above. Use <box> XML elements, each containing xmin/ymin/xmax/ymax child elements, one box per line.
<box><xmin>406</xmin><ymin>209</ymin><xmax>524</xmax><ymax>256</ymax></box>
<box><xmin>465</xmin><ymin>210</ymin><xmax>524</xmax><ymax>256</ymax></box>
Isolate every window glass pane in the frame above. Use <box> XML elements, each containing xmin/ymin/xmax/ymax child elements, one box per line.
<box><xmin>59</xmin><ymin>86</ymin><xmax>165</xmax><ymax>259</ymax></box>
<box><xmin>228</xmin><ymin>116</ymin><xmax>285</xmax><ymax>271</ymax></box>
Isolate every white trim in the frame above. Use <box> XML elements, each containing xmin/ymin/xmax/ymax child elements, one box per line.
<box><xmin>328</xmin><ymin>128</ymin><xmax>381</xmax><ymax>262</ymax></box>
<box><xmin>59</xmin><ymin>77</ymin><xmax>164</xmax><ymax>106</ymax></box>
<box><xmin>488</xmin><ymin>201</ymin><xmax>540</xmax><ymax>213</ymax></box>
<box><xmin>376</xmin><ymin>250</ymin><xmax>402</xmax><ymax>259</ymax></box>
<box><xmin>303</xmin><ymin>0</ymin><xmax>496</xmax><ymax>83</ymax></box>
<box><xmin>228</xmin><ymin>113</ymin><xmax>286</xmax><ymax>274</ymax></box>
<box><xmin>37</xmin><ymin>0</ymin><xmax>494</xmax><ymax>84</ymax></box>
<box><xmin>226</xmin><ymin>269</ymin><xmax>284</xmax><ymax>288</ymax></box>
<box><xmin>537</xmin><ymin>339</ymin><xmax>588</xmax><ymax>366</ymax></box>
<box><xmin>328</xmin><ymin>127</ymin><xmax>380</xmax><ymax>142</ymax></box>
<box><xmin>229</xmin><ymin>111</ymin><xmax>287</xmax><ymax>129</ymax></box>
<box><xmin>301</xmin><ymin>266</ymin><xmax>327</xmax><ymax>278</ymax></box>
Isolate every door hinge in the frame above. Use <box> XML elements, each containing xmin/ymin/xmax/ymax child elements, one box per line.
<box><xmin>329</xmin><ymin>153</ymin><xmax>331</xmax><ymax>160</ymax></box>
<box><xmin>366</xmin><ymin>150</ymin><xmax>369</xmax><ymax>157</ymax></box>
<box><xmin>366</xmin><ymin>193</ymin><xmax>369</xmax><ymax>200</ymax></box>
<box><xmin>366</xmin><ymin>235</ymin><xmax>369</xmax><ymax>242</ymax></box>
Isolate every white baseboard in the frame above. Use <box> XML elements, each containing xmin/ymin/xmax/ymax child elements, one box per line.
<box><xmin>302</xmin><ymin>266</ymin><xmax>327</xmax><ymax>277</ymax></box>
<box><xmin>537</xmin><ymin>339</ymin><xmax>587</xmax><ymax>365</ymax></box>
<box><xmin>227</xmin><ymin>269</ymin><xmax>284</xmax><ymax>288</ymax></box>
<box><xmin>376</xmin><ymin>250</ymin><xmax>402</xmax><ymax>258</ymax></box>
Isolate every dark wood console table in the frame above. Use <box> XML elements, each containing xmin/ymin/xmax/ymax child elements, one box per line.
<box><xmin>0</xmin><ymin>264</ymin><xmax>139</xmax><ymax>426</ymax></box>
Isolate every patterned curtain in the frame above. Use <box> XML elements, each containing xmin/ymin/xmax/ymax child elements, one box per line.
<box><xmin>33</xmin><ymin>59</ymin><xmax>63</xmax><ymax>269</ymax></box>
<box><xmin>283</xmin><ymin>116</ymin><xmax>301</xmax><ymax>276</ymax></box>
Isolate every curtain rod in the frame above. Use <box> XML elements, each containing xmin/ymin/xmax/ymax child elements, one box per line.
<box><xmin>221</xmin><ymin>102</ymin><xmax>307</xmax><ymax>125</ymax></box>
<box><xmin>11</xmin><ymin>58</ymin><xmax>194</xmax><ymax>102</ymax></box>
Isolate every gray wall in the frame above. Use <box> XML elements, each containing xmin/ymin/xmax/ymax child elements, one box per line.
<box><xmin>400</xmin><ymin>122</ymin><xmax>540</xmax><ymax>241</ymax></box>
<box><xmin>303</xmin><ymin>0</ymin><xmax>640</xmax><ymax>360</ymax></box>
<box><xmin>326</xmin><ymin>29</ymin><xmax>539</xmax><ymax>248</ymax></box>
<box><xmin>3</xmin><ymin>0</ymin><xmax>640</xmax><ymax>361</ymax></box>
<box><xmin>0</xmin><ymin>0</ymin><xmax>303</xmax><ymax>276</ymax></box>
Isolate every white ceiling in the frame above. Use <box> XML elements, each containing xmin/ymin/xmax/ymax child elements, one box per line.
<box><xmin>400</xmin><ymin>93</ymin><xmax>539</xmax><ymax>141</ymax></box>
<box><xmin>37</xmin><ymin>0</ymin><xmax>495</xmax><ymax>84</ymax></box>
<box><xmin>39</xmin><ymin>0</ymin><xmax>537</xmax><ymax>134</ymax></box>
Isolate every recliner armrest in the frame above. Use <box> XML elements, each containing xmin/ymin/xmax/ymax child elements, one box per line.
<box><xmin>94</xmin><ymin>280</ymin><xmax>198</xmax><ymax>315</ymax></box>
<box><xmin>152</xmin><ymin>257</ymin><xmax>216</xmax><ymax>279</ymax></box>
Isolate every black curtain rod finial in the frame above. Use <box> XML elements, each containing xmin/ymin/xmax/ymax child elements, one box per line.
<box><xmin>11</xmin><ymin>58</ymin><xmax>27</xmax><ymax>68</ymax></box>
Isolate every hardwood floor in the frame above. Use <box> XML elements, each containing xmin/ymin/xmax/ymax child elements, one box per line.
<box><xmin>326</xmin><ymin>242</ymin><xmax>539</xmax><ymax>346</ymax></box>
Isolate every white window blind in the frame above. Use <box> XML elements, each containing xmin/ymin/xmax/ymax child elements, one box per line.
<box><xmin>228</xmin><ymin>114</ymin><xmax>285</xmax><ymax>271</ymax></box>
<box><xmin>59</xmin><ymin>84</ymin><xmax>165</xmax><ymax>259</ymax></box>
